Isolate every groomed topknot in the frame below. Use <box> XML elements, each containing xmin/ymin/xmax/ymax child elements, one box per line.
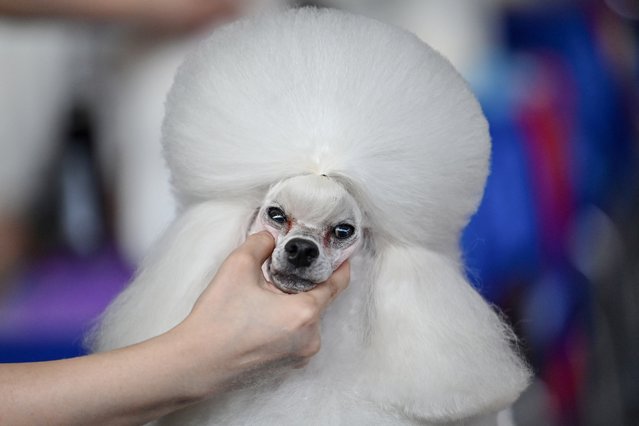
<box><xmin>162</xmin><ymin>7</ymin><xmax>490</xmax><ymax>252</ymax></box>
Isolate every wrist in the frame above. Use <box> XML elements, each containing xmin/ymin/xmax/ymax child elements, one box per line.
<box><xmin>160</xmin><ymin>319</ymin><xmax>237</xmax><ymax>401</ymax></box>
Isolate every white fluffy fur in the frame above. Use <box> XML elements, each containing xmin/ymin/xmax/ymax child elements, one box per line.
<box><xmin>90</xmin><ymin>8</ymin><xmax>530</xmax><ymax>425</ymax></box>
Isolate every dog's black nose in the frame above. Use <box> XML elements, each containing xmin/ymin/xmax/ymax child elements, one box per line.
<box><xmin>285</xmin><ymin>238</ymin><xmax>319</xmax><ymax>268</ymax></box>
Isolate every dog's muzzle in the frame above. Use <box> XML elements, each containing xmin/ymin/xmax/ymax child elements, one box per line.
<box><xmin>269</xmin><ymin>237</ymin><xmax>323</xmax><ymax>293</ymax></box>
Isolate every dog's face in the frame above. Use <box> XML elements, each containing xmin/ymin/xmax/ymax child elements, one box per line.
<box><xmin>250</xmin><ymin>174</ymin><xmax>363</xmax><ymax>293</ymax></box>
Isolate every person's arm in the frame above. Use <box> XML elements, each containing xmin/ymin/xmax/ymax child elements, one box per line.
<box><xmin>0</xmin><ymin>0</ymin><xmax>239</xmax><ymax>32</ymax></box>
<box><xmin>1</xmin><ymin>333</ymin><xmax>204</xmax><ymax>426</ymax></box>
<box><xmin>0</xmin><ymin>232</ymin><xmax>350</xmax><ymax>426</ymax></box>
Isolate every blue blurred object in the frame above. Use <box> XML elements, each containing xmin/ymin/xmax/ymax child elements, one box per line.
<box><xmin>463</xmin><ymin>60</ymin><xmax>541</xmax><ymax>301</ymax></box>
<box><xmin>462</xmin><ymin>2</ymin><xmax>638</xmax><ymax>425</ymax></box>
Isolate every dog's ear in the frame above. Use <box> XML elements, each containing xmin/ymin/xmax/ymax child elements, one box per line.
<box><xmin>357</xmin><ymin>244</ymin><xmax>530</xmax><ymax>421</ymax></box>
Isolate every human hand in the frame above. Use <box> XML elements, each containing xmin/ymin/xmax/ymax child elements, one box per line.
<box><xmin>172</xmin><ymin>231</ymin><xmax>351</xmax><ymax>395</ymax></box>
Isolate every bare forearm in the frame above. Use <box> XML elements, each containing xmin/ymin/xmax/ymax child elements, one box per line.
<box><xmin>0</xmin><ymin>330</ymin><xmax>209</xmax><ymax>426</ymax></box>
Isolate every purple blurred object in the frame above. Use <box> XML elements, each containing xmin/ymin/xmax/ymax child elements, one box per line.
<box><xmin>0</xmin><ymin>245</ymin><xmax>132</xmax><ymax>361</ymax></box>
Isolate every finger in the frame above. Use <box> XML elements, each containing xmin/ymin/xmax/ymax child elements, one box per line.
<box><xmin>239</xmin><ymin>231</ymin><xmax>276</xmax><ymax>264</ymax></box>
<box><xmin>305</xmin><ymin>261</ymin><xmax>350</xmax><ymax>311</ymax></box>
<box><xmin>264</xmin><ymin>281</ymin><xmax>286</xmax><ymax>295</ymax></box>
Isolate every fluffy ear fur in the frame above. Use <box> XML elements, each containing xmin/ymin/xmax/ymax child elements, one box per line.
<box><xmin>357</xmin><ymin>243</ymin><xmax>530</xmax><ymax>422</ymax></box>
<box><xmin>87</xmin><ymin>200</ymin><xmax>255</xmax><ymax>352</ymax></box>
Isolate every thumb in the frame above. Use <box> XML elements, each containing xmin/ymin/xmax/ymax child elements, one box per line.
<box><xmin>239</xmin><ymin>231</ymin><xmax>276</xmax><ymax>265</ymax></box>
<box><xmin>198</xmin><ymin>232</ymin><xmax>275</xmax><ymax>297</ymax></box>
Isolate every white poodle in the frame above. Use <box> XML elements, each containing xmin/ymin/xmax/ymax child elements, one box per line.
<box><xmin>89</xmin><ymin>8</ymin><xmax>530</xmax><ymax>425</ymax></box>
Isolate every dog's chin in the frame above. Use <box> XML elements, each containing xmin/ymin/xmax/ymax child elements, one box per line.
<box><xmin>270</xmin><ymin>270</ymin><xmax>318</xmax><ymax>294</ymax></box>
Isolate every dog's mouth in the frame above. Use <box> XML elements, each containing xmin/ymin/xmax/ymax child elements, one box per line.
<box><xmin>271</xmin><ymin>271</ymin><xmax>318</xmax><ymax>294</ymax></box>
<box><xmin>266</xmin><ymin>261</ymin><xmax>318</xmax><ymax>294</ymax></box>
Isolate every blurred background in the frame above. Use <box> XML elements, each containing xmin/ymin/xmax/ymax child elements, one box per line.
<box><xmin>0</xmin><ymin>0</ymin><xmax>636</xmax><ymax>425</ymax></box>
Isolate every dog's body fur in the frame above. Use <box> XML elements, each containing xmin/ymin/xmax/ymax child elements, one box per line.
<box><xmin>89</xmin><ymin>9</ymin><xmax>530</xmax><ymax>425</ymax></box>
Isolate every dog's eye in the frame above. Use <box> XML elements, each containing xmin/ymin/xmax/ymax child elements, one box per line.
<box><xmin>267</xmin><ymin>207</ymin><xmax>287</xmax><ymax>224</ymax></box>
<box><xmin>333</xmin><ymin>224</ymin><xmax>355</xmax><ymax>240</ymax></box>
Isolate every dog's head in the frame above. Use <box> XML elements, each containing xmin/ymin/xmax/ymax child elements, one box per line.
<box><xmin>250</xmin><ymin>174</ymin><xmax>362</xmax><ymax>293</ymax></box>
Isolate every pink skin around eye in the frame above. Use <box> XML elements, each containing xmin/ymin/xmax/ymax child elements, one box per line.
<box><xmin>331</xmin><ymin>237</ymin><xmax>361</xmax><ymax>271</ymax></box>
